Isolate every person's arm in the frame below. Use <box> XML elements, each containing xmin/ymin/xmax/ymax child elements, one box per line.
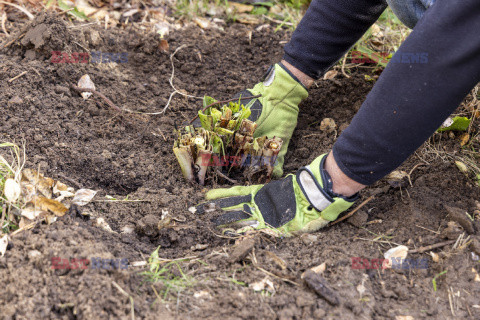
<box><xmin>333</xmin><ymin>0</ymin><xmax>480</xmax><ymax>186</ymax></box>
<box><xmin>283</xmin><ymin>0</ymin><xmax>387</xmax><ymax>79</ymax></box>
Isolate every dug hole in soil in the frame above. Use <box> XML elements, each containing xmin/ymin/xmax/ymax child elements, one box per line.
<box><xmin>1</xmin><ymin>13</ymin><xmax>479</xmax><ymax>320</ymax></box>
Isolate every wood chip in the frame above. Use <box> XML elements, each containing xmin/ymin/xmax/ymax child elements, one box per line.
<box><xmin>228</xmin><ymin>237</ymin><xmax>255</xmax><ymax>263</ymax></box>
<box><xmin>303</xmin><ymin>269</ymin><xmax>340</xmax><ymax>306</ymax></box>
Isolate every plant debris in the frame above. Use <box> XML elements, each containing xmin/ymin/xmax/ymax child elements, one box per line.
<box><xmin>303</xmin><ymin>269</ymin><xmax>340</xmax><ymax>306</ymax></box>
<box><xmin>173</xmin><ymin>96</ymin><xmax>282</xmax><ymax>185</ymax></box>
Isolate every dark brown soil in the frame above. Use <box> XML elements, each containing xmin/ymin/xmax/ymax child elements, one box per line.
<box><xmin>1</xmin><ymin>13</ymin><xmax>479</xmax><ymax>320</ymax></box>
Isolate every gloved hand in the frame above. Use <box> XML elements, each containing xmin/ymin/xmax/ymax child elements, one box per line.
<box><xmin>217</xmin><ymin>63</ymin><xmax>308</xmax><ymax>178</ymax></box>
<box><xmin>196</xmin><ymin>153</ymin><xmax>357</xmax><ymax>236</ymax></box>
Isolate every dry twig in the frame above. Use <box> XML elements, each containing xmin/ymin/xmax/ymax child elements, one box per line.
<box><xmin>112</xmin><ymin>281</ymin><xmax>135</xmax><ymax>320</ymax></box>
<box><xmin>0</xmin><ymin>1</ymin><xmax>34</xmax><ymax>20</ymax></box>
<box><xmin>1</xmin><ymin>11</ymin><xmax>8</xmax><ymax>36</ymax></box>
<box><xmin>8</xmin><ymin>71</ymin><xmax>27</xmax><ymax>83</ymax></box>
<box><xmin>70</xmin><ymin>85</ymin><xmax>122</xmax><ymax>112</ymax></box>
<box><xmin>409</xmin><ymin>240</ymin><xmax>456</xmax><ymax>254</ymax></box>
<box><xmin>329</xmin><ymin>195</ymin><xmax>375</xmax><ymax>226</ymax></box>
<box><xmin>0</xmin><ymin>33</ymin><xmax>25</xmax><ymax>49</ymax></box>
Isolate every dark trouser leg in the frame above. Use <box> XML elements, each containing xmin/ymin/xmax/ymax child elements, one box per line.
<box><xmin>333</xmin><ymin>0</ymin><xmax>480</xmax><ymax>185</ymax></box>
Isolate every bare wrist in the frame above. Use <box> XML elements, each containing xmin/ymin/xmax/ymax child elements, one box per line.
<box><xmin>281</xmin><ymin>60</ymin><xmax>314</xmax><ymax>89</ymax></box>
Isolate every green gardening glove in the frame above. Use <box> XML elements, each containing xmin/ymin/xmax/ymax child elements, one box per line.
<box><xmin>233</xmin><ymin>63</ymin><xmax>308</xmax><ymax>178</ymax></box>
<box><xmin>195</xmin><ymin>154</ymin><xmax>357</xmax><ymax>236</ymax></box>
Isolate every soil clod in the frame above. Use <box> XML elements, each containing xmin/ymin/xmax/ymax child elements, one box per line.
<box><xmin>445</xmin><ymin>205</ymin><xmax>475</xmax><ymax>234</ymax></box>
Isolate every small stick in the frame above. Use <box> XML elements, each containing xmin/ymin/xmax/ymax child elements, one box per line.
<box><xmin>1</xmin><ymin>12</ymin><xmax>8</xmax><ymax>36</ymax></box>
<box><xmin>0</xmin><ymin>204</ymin><xmax>6</xmax><ymax>233</ymax></box>
<box><xmin>70</xmin><ymin>85</ymin><xmax>122</xmax><ymax>113</ymax></box>
<box><xmin>341</xmin><ymin>54</ymin><xmax>350</xmax><ymax>79</ymax></box>
<box><xmin>0</xmin><ymin>33</ymin><xmax>25</xmax><ymax>49</ymax></box>
<box><xmin>0</xmin><ymin>1</ymin><xmax>34</xmax><ymax>20</ymax></box>
<box><xmin>10</xmin><ymin>219</ymin><xmax>43</xmax><ymax>236</ymax></box>
<box><xmin>407</xmin><ymin>163</ymin><xmax>427</xmax><ymax>187</ymax></box>
<box><xmin>409</xmin><ymin>240</ymin><xmax>456</xmax><ymax>254</ymax></box>
<box><xmin>112</xmin><ymin>281</ymin><xmax>135</xmax><ymax>320</ymax></box>
<box><xmin>329</xmin><ymin>195</ymin><xmax>375</xmax><ymax>226</ymax></box>
<box><xmin>262</xmin><ymin>14</ymin><xmax>294</xmax><ymax>26</ymax></box>
<box><xmin>215</xmin><ymin>168</ymin><xmax>238</xmax><ymax>184</ymax></box>
<box><xmin>189</xmin><ymin>94</ymin><xmax>261</xmax><ymax>124</ymax></box>
<box><xmin>8</xmin><ymin>71</ymin><xmax>27</xmax><ymax>83</ymax></box>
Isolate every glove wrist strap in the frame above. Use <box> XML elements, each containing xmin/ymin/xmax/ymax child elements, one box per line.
<box><xmin>296</xmin><ymin>156</ymin><xmax>358</xmax><ymax>212</ymax></box>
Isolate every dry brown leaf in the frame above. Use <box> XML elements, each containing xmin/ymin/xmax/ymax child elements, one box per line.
<box><xmin>459</xmin><ymin>133</ymin><xmax>470</xmax><ymax>146</ymax></box>
<box><xmin>249</xmin><ymin>277</ymin><xmax>275</xmax><ymax>293</ymax></box>
<box><xmin>384</xmin><ymin>245</ymin><xmax>408</xmax><ymax>269</ymax></box>
<box><xmin>229</xmin><ymin>2</ymin><xmax>253</xmax><ymax>13</ymax></box>
<box><xmin>19</xmin><ymin>217</ymin><xmax>32</xmax><ymax>229</ymax></box>
<box><xmin>310</xmin><ymin>262</ymin><xmax>326</xmax><ymax>274</ymax></box>
<box><xmin>22</xmin><ymin>168</ymin><xmax>55</xmax><ymax>199</ymax></box>
<box><xmin>96</xmin><ymin>217</ymin><xmax>114</xmax><ymax>233</ymax></box>
<box><xmin>72</xmin><ymin>189</ymin><xmax>97</xmax><ymax>206</ymax></box>
<box><xmin>53</xmin><ymin>181</ymin><xmax>70</xmax><ymax>193</ymax></box>
<box><xmin>472</xmin><ymin>268</ymin><xmax>480</xmax><ymax>282</ymax></box>
<box><xmin>236</xmin><ymin>14</ymin><xmax>260</xmax><ymax>25</ymax></box>
<box><xmin>41</xmin><ymin>212</ymin><xmax>57</xmax><ymax>225</ymax></box>
<box><xmin>20</xmin><ymin>206</ymin><xmax>45</xmax><ymax>220</ymax></box>
<box><xmin>386</xmin><ymin>170</ymin><xmax>408</xmax><ymax>188</ymax></box>
<box><xmin>193</xmin><ymin>17</ymin><xmax>211</xmax><ymax>29</ymax></box>
<box><xmin>264</xmin><ymin>251</ymin><xmax>287</xmax><ymax>270</ymax></box>
<box><xmin>319</xmin><ymin>118</ymin><xmax>336</xmax><ymax>132</ymax></box>
<box><xmin>159</xmin><ymin>39</ymin><xmax>169</xmax><ymax>53</ymax></box>
<box><xmin>31</xmin><ymin>197</ymin><xmax>68</xmax><ymax>217</ymax></box>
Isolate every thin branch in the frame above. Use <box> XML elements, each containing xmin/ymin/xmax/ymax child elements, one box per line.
<box><xmin>1</xmin><ymin>11</ymin><xmax>8</xmax><ymax>36</ymax></box>
<box><xmin>70</xmin><ymin>85</ymin><xmax>122</xmax><ymax>113</ymax></box>
<box><xmin>0</xmin><ymin>1</ymin><xmax>34</xmax><ymax>20</ymax></box>
<box><xmin>112</xmin><ymin>281</ymin><xmax>135</xmax><ymax>320</ymax></box>
<box><xmin>0</xmin><ymin>204</ymin><xmax>5</xmax><ymax>233</ymax></box>
<box><xmin>262</xmin><ymin>14</ymin><xmax>294</xmax><ymax>26</ymax></box>
<box><xmin>0</xmin><ymin>33</ymin><xmax>25</xmax><ymax>50</ymax></box>
<box><xmin>215</xmin><ymin>168</ymin><xmax>238</xmax><ymax>184</ymax></box>
<box><xmin>329</xmin><ymin>195</ymin><xmax>375</xmax><ymax>226</ymax></box>
<box><xmin>8</xmin><ymin>71</ymin><xmax>27</xmax><ymax>83</ymax></box>
<box><xmin>409</xmin><ymin>240</ymin><xmax>456</xmax><ymax>254</ymax></box>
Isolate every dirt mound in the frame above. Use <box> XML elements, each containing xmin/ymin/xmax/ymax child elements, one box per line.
<box><xmin>1</xmin><ymin>13</ymin><xmax>479</xmax><ymax>319</ymax></box>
